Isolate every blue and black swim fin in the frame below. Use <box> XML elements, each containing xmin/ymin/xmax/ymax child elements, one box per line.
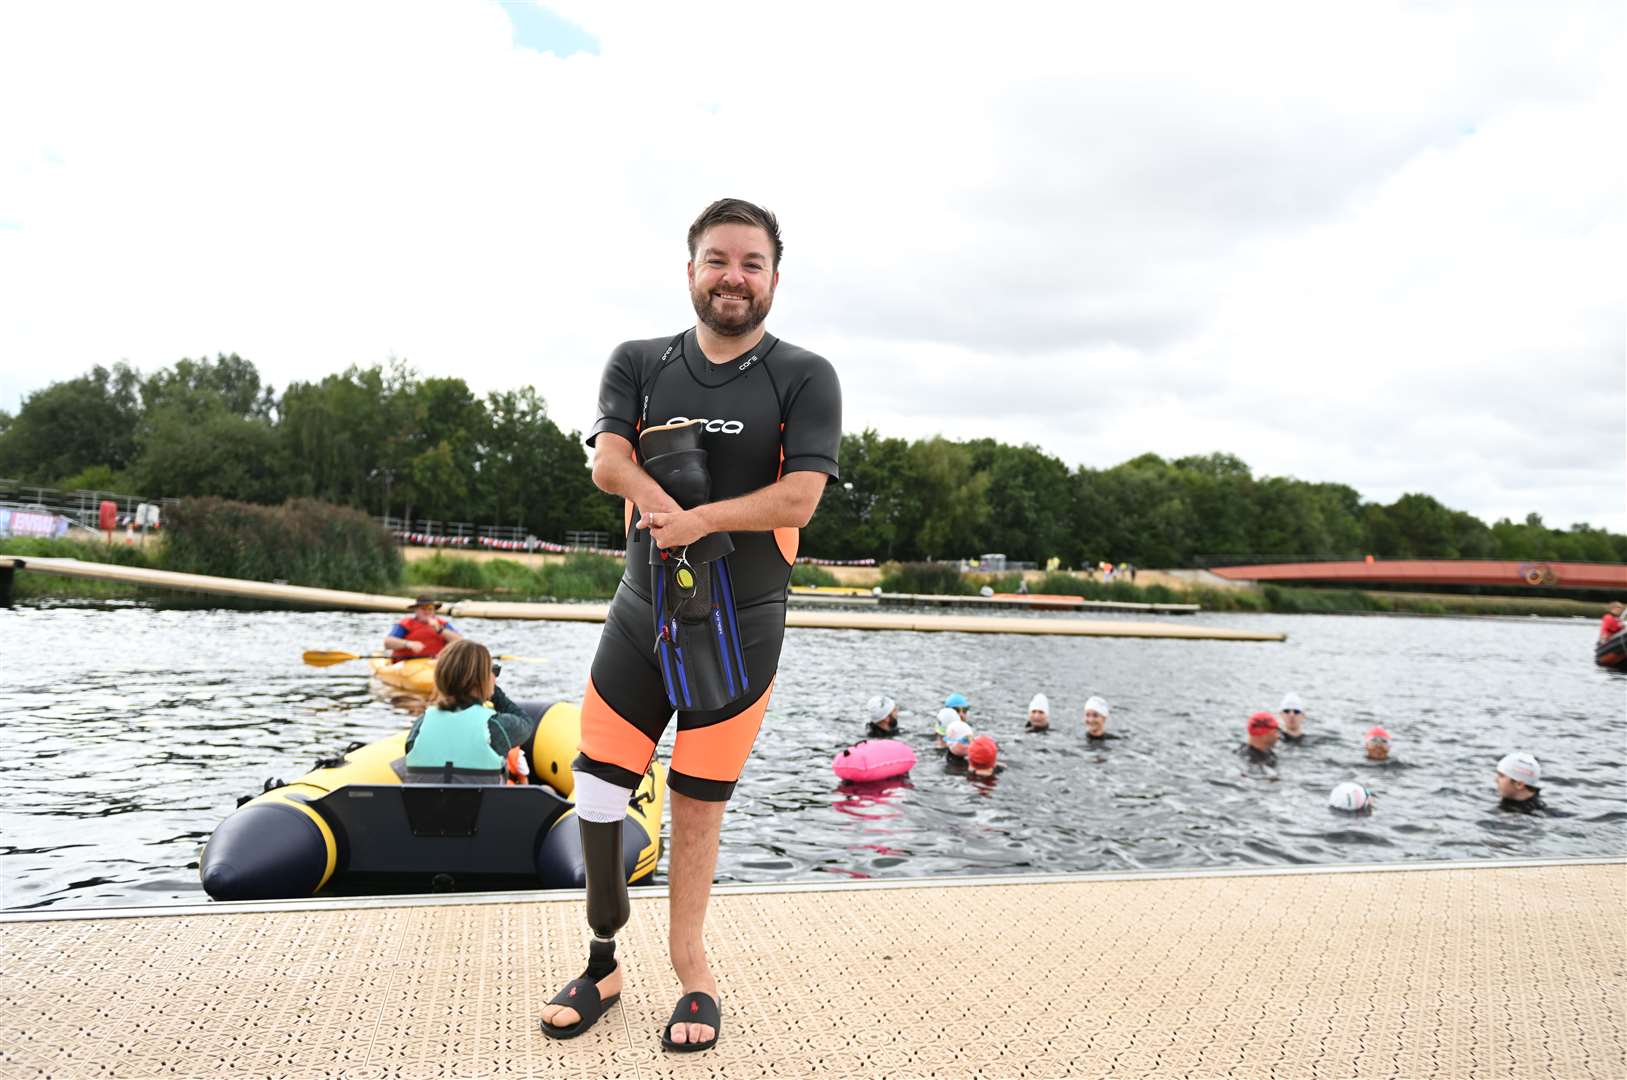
<box><xmin>640</xmin><ymin>420</ymin><xmax>750</xmax><ymax>712</ymax></box>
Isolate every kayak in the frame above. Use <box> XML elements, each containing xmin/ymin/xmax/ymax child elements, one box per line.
<box><xmin>199</xmin><ymin>700</ymin><xmax>665</xmax><ymax>900</ymax></box>
<box><xmin>369</xmin><ymin>656</ymin><xmax>436</xmax><ymax>695</ymax></box>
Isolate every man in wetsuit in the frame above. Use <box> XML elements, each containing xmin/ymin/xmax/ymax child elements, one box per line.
<box><xmin>540</xmin><ymin>199</ymin><xmax>841</xmax><ymax>1051</ymax></box>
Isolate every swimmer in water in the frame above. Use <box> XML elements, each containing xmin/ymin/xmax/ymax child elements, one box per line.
<box><xmin>934</xmin><ymin>706</ymin><xmax>959</xmax><ymax>748</ymax></box>
<box><xmin>1278</xmin><ymin>693</ymin><xmax>1306</xmax><ymax>743</ymax></box>
<box><xmin>1240</xmin><ymin>711</ymin><xmax>1280</xmax><ymax>766</ymax></box>
<box><xmin>968</xmin><ymin>735</ymin><xmax>1002</xmax><ymax>778</ymax></box>
<box><xmin>865</xmin><ymin>695</ymin><xmax>899</xmax><ymax>739</ymax></box>
<box><xmin>1495</xmin><ymin>752</ymin><xmax>1545</xmax><ymax>813</ymax></box>
<box><xmin>1364</xmin><ymin>726</ymin><xmax>1391</xmax><ymax>762</ymax></box>
<box><xmin>943</xmin><ymin>715</ymin><xmax>973</xmax><ymax>764</ymax></box>
<box><xmin>1025</xmin><ymin>693</ymin><xmax>1050</xmax><ymax>732</ymax></box>
<box><xmin>944</xmin><ymin>691</ymin><xmax>971</xmax><ymax>726</ymax></box>
<box><xmin>1083</xmin><ymin>696</ymin><xmax>1118</xmax><ymax>741</ymax></box>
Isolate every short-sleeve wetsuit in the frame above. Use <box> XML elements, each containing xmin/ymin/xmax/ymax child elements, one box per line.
<box><xmin>575</xmin><ymin>327</ymin><xmax>841</xmax><ymax>801</ymax></box>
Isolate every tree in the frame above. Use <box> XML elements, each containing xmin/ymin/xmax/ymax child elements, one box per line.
<box><xmin>0</xmin><ymin>364</ymin><xmax>142</xmax><ymax>482</ymax></box>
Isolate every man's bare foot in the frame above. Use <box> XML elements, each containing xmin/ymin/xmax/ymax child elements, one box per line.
<box><xmin>540</xmin><ymin>963</ymin><xmax>622</xmax><ymax>1032</ymax></box>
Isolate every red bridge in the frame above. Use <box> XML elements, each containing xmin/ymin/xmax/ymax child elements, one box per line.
<box><xmin>1210</xmin><ymin>560</ymin><xmax>1627</xmax><ymax>591</ymax></box>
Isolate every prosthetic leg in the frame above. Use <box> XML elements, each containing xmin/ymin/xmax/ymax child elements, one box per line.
<box><xmin>541</xmin><ymin>777</ymin><xmax>632</xmax><ymax>1038</ymax></box>
<box><xmin>639</xmin><ymin>420</ymin><xmax>749</xmax><ymax>713</ymax></box>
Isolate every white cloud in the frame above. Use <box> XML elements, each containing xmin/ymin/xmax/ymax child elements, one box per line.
<box><xmin>0</xmin><ymin>0</ymin><xmax>1621</xmax><ymax>530</ymax></box>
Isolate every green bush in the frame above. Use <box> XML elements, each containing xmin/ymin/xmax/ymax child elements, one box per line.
<box><xmin>163</xmin><ymin>497</ymin><xmax>402</xmax><ymax>593</ymax></box>
<box><xmin>878</xmin><ymin>561</ymin><xmax>975</xmax><ymax>596</ymax></box>
<box><xmin>537</xmin><ymin>553</ymin><xmax>624</xmax><ymax>599</ymax></box>
<box><xmin>0</xmin><ymin>535</ymin><xmax>156</xmax><ymax>567</ymax></box>
<box><xmin>406</xmin><ymin>552</ymin><xmax>492</xmax><ymax>591</ymax></box>
<box><xmin>789</xmin><ymin>563</ymin><xmax>841</xmax><ymax>587</ymax></box>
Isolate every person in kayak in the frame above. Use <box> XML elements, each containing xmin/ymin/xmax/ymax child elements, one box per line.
<box><xmin>385</xmin><ymin>596</ymin><xmax>463</xmax><ymax>660</ymax></box>
<box><xmin>541</xmin><ymin>198</ymin><xmax>841</xmax><ymax>1053</ymax></box>
<box><xmin>1600</xmin><ymin>601</ymin><xmax>1625</xmax><ymax>641</ymax></box>
<box><xmin>403</xmin><ymin>639</ymin><xmax>532</xmax><ymax>784</ymax></box>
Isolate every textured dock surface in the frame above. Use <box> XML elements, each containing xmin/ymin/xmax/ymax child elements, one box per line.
<box><xmin>2</xmin><ymin>860</ymin><xmax>1621</xmax><ymax>1078</ymax></box>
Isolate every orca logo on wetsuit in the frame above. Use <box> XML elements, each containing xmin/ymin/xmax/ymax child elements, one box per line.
<box><xmin>667</xmin><ymin>416</ymin><xmax>745</xmax><ymax>435</ymax></box>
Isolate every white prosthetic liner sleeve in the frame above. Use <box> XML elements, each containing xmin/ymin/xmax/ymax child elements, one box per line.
<box><xmin>573</xmin><ymin>771</ymin><xmax>635</xmax><ymax>824</ymax></box>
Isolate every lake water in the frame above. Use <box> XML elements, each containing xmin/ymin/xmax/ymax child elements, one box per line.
<box><xmin>2</xmin><ymin>603</ymin><xmax>1623</xmax><ymax>910</ymax></box>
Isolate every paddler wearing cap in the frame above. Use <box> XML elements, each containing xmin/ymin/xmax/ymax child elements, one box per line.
<box><xmin>1240</xmin><ymin>710</ymin><xmax>1280</xmax><ymax>766</ymax></box>
<box><xmin>1495</xmin><ymin>751</ymin><xmax>1546</xmax><ymax>813</ymax></box>
<box><xmin>384</xmin><ymin>595</ymin><xmax>464</xmax><ymax>660</ymax></box>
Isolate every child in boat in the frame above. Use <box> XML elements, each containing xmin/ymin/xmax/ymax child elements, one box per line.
<box><xmin>404</xmin><ymin>639</ymin><xmax>532</xmax><ymax>784</ymax></box>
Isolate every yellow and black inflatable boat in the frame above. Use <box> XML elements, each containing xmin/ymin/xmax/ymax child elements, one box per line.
<box><xmin>199</xmin><ymin>701</ymin><xmax>664</xmax><ymax>901</ymax></box>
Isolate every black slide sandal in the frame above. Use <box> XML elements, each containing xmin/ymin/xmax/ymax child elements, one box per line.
<box><xmin>540</xmin><ymin>973</ymin><xmax>620</xmax><ymax>1040</ymax></box>
<box><xmin>660</xmin><ymin>991</ymin><xmax>721</xmax><ymax>1052</ymax></box>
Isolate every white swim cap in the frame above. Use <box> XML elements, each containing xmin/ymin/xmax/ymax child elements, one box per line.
<box><xmin>1280</xmin><ymin>692</ymin><xmax>1305</xmax><ymax>713</ymax></box>
<box><xmin>1028</xmin><ymin>693</ymin><xmax>1050</xmax><ymax>715</ymax></box>
<box><xmin>867</xmin><ymin>695</ymin><xmax>896</xmax><ymax>724</ymax></box>
<box><xmin>935</xmin><ymin>707</ymin><xmax>960</xmax><ymax>735</ymax></box>
<box><xmin>1084</xmin><ymin>696</ymin><xmax>1110</xmax><ymax>718</ymax></box>
<box><xmin>1497</xmin><ymin>752</ymin><xmax>1541</xmax><ymax>787</ymax></box>
<box><xmin>979</xmin><ymin>585</ymin><xmax>994</xmax><ymax>597</ymax></box>
<box><xmin>944</xmin><ymin>718</ymin><xmax>973</xmax><ymax>747</ymax></box>
<box><xmin>1328</xmin><ymin>781</ymin><xmax>1372</xmax><ymax>812</ymax></box>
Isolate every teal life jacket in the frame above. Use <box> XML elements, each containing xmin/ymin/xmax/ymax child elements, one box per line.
<box><xmin>404</xmin><ymin>703</ymin><xmax>504</xmax><ymax>783</ymax></box>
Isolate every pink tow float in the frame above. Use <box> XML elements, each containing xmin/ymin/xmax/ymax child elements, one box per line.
<box><xmin>832</xmin><ymin>739</ymin><xmax>917</xmax><ymax>782</ymax></box>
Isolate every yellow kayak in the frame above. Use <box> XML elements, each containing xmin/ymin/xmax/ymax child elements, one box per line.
<box><xmin>369</xmin><ymin>656</ymin><xmax>437</xmax><ymax>695</ymax></box>
<box><xmin>200</xmin><ymin>701</ymin><xmax>665</xmax><ymax>900</ymax></box>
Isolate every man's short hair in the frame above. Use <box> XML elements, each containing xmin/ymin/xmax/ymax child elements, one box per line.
<box><xmin>687</xmin><ymin>198</ymin><xmax>783</xmax><ymax>268</ymax></box>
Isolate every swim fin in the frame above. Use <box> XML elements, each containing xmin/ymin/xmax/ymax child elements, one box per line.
<box><xmin>639</xmin><ymin>420</ymin><xmax>749</xmax><ymax>712</ymax></box>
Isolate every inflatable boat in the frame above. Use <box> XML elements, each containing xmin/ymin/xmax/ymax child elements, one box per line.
<box><xmin>1597</xmin><ymin>629</ymin><xmax>1627</xmax><ymax>671</ymax></box>
<box><xmin>199</xmin><ymin>701</ymin><xmax>664</xmax><ymax>901</ymax></box>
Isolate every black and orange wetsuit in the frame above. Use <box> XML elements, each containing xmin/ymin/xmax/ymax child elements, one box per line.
<box><xmin>575</xmin><ymin>328</ymin><xmax>842</xmax><ymax>801</ymax></box>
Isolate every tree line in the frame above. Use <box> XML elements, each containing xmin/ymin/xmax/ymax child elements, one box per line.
<box><xmin>2</xmin><ymin>355</ymin><xmax>1622</xmax><ymax>565</ymax></box>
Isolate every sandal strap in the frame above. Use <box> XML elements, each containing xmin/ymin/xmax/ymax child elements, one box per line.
<box><xmin>549</xmin><ymin>977</ymin><xmax>602</xmax><ymax>1011</ymax></box>
<box><xmin>665</xmin><ymin>991</ymin><xmax>720</xmax><ymax>1032</ymax></box>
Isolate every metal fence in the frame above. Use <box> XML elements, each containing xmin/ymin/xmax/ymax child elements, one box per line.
<box><xmin>0</xmin><ymin>478</ymin><xmax>177</xmax><ymax>530</ymax></box>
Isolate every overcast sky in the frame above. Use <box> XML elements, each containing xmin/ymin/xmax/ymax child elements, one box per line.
<box><xmin>1</xmin><ymin>1</ymin><xmax>1622</xmax><ymax>530</ymax></box>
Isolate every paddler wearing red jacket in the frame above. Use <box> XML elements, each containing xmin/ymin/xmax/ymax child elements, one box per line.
<box><xmin>385</xmin><ymin>596</ymin><xmax>463</xmax><ymax>660</ymax></box>
<box><xmin>1601</xmin><ymin>601</ymin><xmax>1625</xmax><ymax>641</ymax></box>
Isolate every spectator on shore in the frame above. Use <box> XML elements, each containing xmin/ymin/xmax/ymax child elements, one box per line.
<box><xmin>865</xmin><ymin>695</ymin><xmax>899</xmax><ymax>739</ymax></box>
<box><xmin>385</xmin><ymin>596</ymin><xmax>464</xmax><ymax>660</ymax></box>
<box><xmin>1495</xmin><ymin>752</ymin><xmax>1545</xmax><ymax>813</ymax></box>
<box><xmin>1026</xmin><ymin>693</ymin><xmax>1051</xmax><ymax>732</ymax></box>
<box><xmin>1240</xmin><ymin>711</ymin><xmax>1280</xmax><ymax>766</ymax></box>
<box><xmin>1083</xmin><ymin>697</ymin><xmax>1118</xmax><ymax>741</ymax></box>
<box><xmin>1278</xmin><ymin>693</ymin><xmax>1307</xmax><ymax>743</ymax></box>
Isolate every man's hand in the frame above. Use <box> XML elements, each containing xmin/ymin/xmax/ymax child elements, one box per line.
<box><xmin>639</xmin><ymin>507</ymin><xmax>709</xmax><ymax>549</ymax></box>
<box><xmin>409</xmin><ymin>640</ymin><xmax>426</xmax><ymax>653</ymax></box>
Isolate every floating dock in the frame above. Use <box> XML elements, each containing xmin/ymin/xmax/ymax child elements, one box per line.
<box><xmin>1</xmin><ymin>859</ymin><xmax>1619</xmax><ymax>1078</ymax></box>
<box><xmin>1</xmin><ymin>557</ymin><xmax>1282</xmax><ymax>641</ymax></box>
<box><xmin>790</xmin><ymin>587</ymin><xmax>1201</xmax><ymax>615</ymax></box>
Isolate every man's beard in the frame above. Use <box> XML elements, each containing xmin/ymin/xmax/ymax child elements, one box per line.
<box><xmin>691</xmin><ymin>281</ymin><xmax>774</xmax><ymax>337</ymax></box>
